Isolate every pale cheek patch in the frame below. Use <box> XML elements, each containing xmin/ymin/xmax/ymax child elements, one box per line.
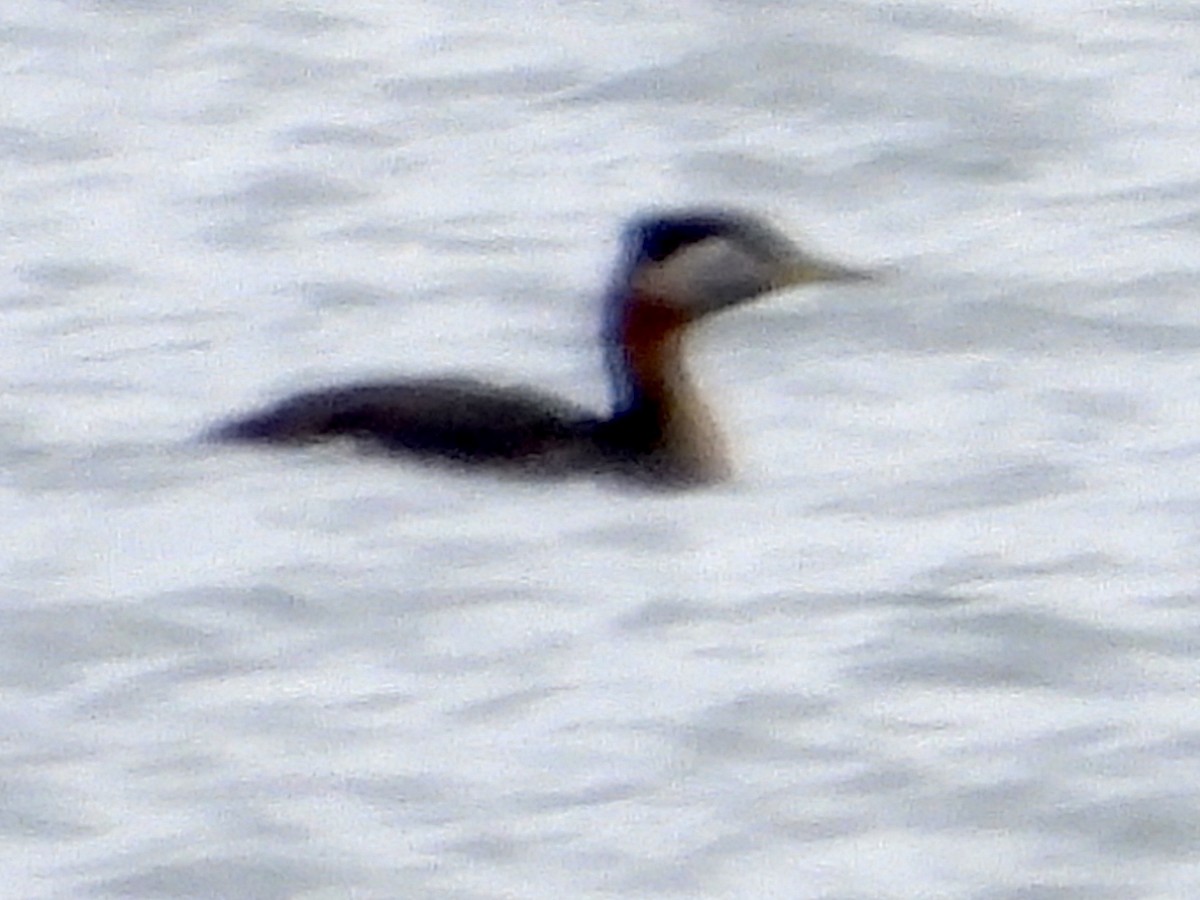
<box><xmin>628</xmin><ymin>261</ymin><xmax>683</xmax><ymax>307</ymax></box>
<box><xmin>630</xmin><ymin>237</ymin><xmax>764</xmax><ymax>314</ymax></box>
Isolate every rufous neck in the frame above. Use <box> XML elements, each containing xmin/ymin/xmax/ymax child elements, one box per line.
<box><xmin>603</xmin><ymin>293</ymin><xmax>729</xmax><ymax>480</ymax></box>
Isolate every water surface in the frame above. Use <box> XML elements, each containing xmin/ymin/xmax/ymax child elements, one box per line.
<box><xmin>4</xmin><ymin>1</ymin><xmax>1200</xmax><ymax>897</ymax></box>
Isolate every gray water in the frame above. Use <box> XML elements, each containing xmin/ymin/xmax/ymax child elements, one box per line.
<box><xmin>4</xmin><ymin>1</ymin><xmax>1200</xmax><ymax>897</ymax></box>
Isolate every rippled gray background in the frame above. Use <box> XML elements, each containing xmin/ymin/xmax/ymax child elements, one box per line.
<box><xmin>5</xmin><ymin>1</ymin><xmax>1200</xmax><ymax>897</ymax></box>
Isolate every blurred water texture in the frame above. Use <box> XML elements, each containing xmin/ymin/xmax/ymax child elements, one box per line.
<box><xmin>3</xmin><ymin>1</ymin><xmax>1200</xmax><ymax>897</ymax></box>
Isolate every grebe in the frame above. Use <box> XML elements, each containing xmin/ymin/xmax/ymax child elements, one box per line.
<box><xmin>213</xmin><ymin>209</ymin><xmax>868</xmax><ymax>485</ymax></box>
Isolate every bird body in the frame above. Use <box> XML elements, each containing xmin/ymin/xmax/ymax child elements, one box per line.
<box><xmin>212</xmin><ymin>209</ymin><xmax>867</xmax><ymax>486</ymax></box>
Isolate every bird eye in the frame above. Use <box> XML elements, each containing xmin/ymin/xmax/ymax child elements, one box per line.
<box><xmin>635</xmin><ymin>219</ymin><xmax>727</xmax><ymax>263</ymax></box>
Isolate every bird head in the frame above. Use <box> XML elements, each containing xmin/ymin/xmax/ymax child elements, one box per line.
<box><xmin>616</xmin><ymin>209</ymin><xmax>869</xmax><ymax>320</ymax></box>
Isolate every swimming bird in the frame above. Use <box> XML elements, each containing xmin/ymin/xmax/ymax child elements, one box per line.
<box><xmin>212</xmin><ymin>209</ymin><xmax>868</xmax><ymax>486</ymax></box>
